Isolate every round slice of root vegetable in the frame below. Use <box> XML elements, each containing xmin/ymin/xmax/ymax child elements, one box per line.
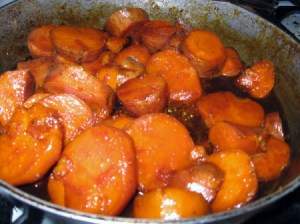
<box><xmin>236</xmin><ymin>59</ymin><xmax>275</xmax><ymax>99</ymax></box>
<box><xmin>115</xmin><ymin>44</ymin><xmax>151</xmax><ymax>68</ymax></box>
<box><xmin>140</xmin><ymin>20</ymin><xmax>177</xmax><ymax>53</ymax></box>
<box><xmin>146</xmin><ymin>49</ymin><xmax>203</xmax><ymax>104</ymax></box>
<box><xmin>125</xmin><ymin>113</ymin><xmax>194</xmax><ymax>191</ymax></box>
<box><xmin>207</xmin><ymin>149</ymin><xmax>258</xmax><ymax>213</ymax></box>
<box><xmin>263</xmin><ymin>112</ymin><xmax>284</xmax><ymax>140</ymax></box>
<box><xmin>209</xmin><ymin>121</ymin><xmax>262</xmax><ymax>155</ymax></box>
<box><xmin>106</xmin><ymin>36</ymin><xmax>128</xmax><ymax>53</ymax></box>
<box><xmin>0</xmin><ymin>69</ymin><xmax>35</xmax><ymax>126</ymax></box>
<box><xmin>197</xmin><ymin>91</ymin><xmax>265</xmax><ymax>128</ymax></box>
<box><xmin>251</xmin><ymin>137</ymin><xmax>290</xmax><ymax>181</ymax></box>
<box><xmin>95</xmin><ymin>65</ymin><xmax>120</xmax><ymax>91</ymax></box>
<box><xmin>168</xmin><ymin>162</ymin><xmax>224</xmax><ymax>203</ymax></box>
<box><xmin>43</xmin><ymin>62</ymin><xmax>116</xmax><ymax>120</ymax></box>
<box><xmin>23</xmin><ymin>93</ymin><xmax>51</xmax><ymax>109</ymax></box>
<box><xmin>50</xmin><ymin>25</ymin><xmax>106</xmax><ymax>63</ymax></box>
<box><xmin>48</xmin><ymin>124</ymin><xmax>137</xmax><ymax>216</ymax></box>
<box><xmin>133</xmin><ymin>187</ymin><xmax>209</xmax><ymax>219</ymax></box>
<box><xmin>182</xmin><ymin>29</ymin><xmax>227</xmax><ymax>78</ymax></box>
<box><xmin>27</xmin><ymin>24</ymin><xmax>56</xmax><ymax>58</ymax></box>
<box><xmin>81</xmin><ymin>51</ymin><xmax>116</xmax><ymax>75</ymax></box>
<box><xmin>220</xmin><ymin>47</ymin><xmax>244</xmax><ymax>77</ymax></box>
<box><xmin>117</xmin><ymin>75</ymin><xmax>168</xmax><ymax>117</ymax></box>
<box><xmin>101</xmin><ymin>114</ymin><xmax>135</xmax><ymax>130</ymax></box>
<box><xmin>104</xmin><ymin>7</ymin><xmax>149</xmax><ymax>37</ymax></box>
<box><xmin>17</xmin><ymin>56</ymin><xmax>56</xmax><ymax>88</ymax></box>
<box><xmin>39</xmin><ymin>94</ymin><xmax>94</xmax><ymax>145</ymax></box>
<box><xmin>0</xmin><ymin>103</ymin><xmax>63</xmax><ymax>186</ymax></box>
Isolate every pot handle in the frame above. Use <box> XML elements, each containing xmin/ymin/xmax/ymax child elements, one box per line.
<box><xmin>0</xmin><ymin>195</ymin><xmax>31</xmax><ymax>224</ymax></box>
<box><xmin>0</xmin><ymin>188</ymin><xmax>31</xmax><ymax>224</ymax></box>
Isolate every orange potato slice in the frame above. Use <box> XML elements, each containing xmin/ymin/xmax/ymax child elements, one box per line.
<box><xmin>207</xmin><ymin>149</ymin><xmax>258</xmax><ymax>213</ymax></box>
<box><xmin>106</xmin><ymin>36</ymin><xmax>128</xmax><ymax>53</ymax></box>
<box><xmin>50</xmin><ymin>25</ymin><xmax>106</xmax><ymax>63</ymax></box>
<box><xmin>197</xmin><ymin>91</ymin><xmax>265</xmax><ymax>128</ymax></box>
<box><xmin>220</xmin><ymin>47</ymin><xmax>244</xmax><ymax>77</ymax></box>
<box><xmin>39</xmin><ymin>94</ymin><xmax>94</xmax><ymax>145</ymax></box>
<box><xmin>101</xmin><ymin>114</ymin><xmax>135</xmax><ymax>130</ymax></box>
<box><xmin>43</xmin><ymin>63</ymin><xmax>116</xmax><ymax>120</ymax></box>
<box><xmin>133</xmin><ymin>187</ymin><xmax>209</xmax><ymax>219</ymax></box>
<box><xmin>140</xmin><ymin>20</ymin><xmax>177</xmax><ymax>53</ymax></box>
<box><xmin>23</xmin><ymin>93</ymin><xmax>51</xmax><ymax>109</ymax></box>
<box><xmin>0</xmin><ymin>69</ymin><xmax>35</xmax><ymax>126</ymax></box>
<box><xmin>168</xmin><ymin>162</ymin><xmax>224</xmax><ymax>202</ymax></box>
<box><xmin>27</xmin><ymin>24</ymin><xmax>56</xmax><ymax>58</ymax></box>
<box><xmin>236</xmin><ymin>59</ymin><xmax>275</xmax><ymax>99</ymax></box>
<box><xmin>48</xmin><ymin>124</ymin><xmax>137</xmax><ymax>216</ymax></box>
<box><xmin>117</xmin><ymin>75</ymin><xmax>168</xmax><ymax>116</ymax></box>
<box><xmin>209</xmin><ymin>121</ymin><xmax>262</xmax><ymax>155</ymax></box>
<box><xmin>146</xmin><ymin>49</ymin><xmax>203</xmax><ymax>104</ymax></box>
<box><xmin>104</xmin><ymin>7</ymin><xmax>149</xmax><ymax>37</ymax></box>
<box><xmin>81</xmin><ymin>51</ymin><xmax>116</xmax><ymax>75</ymax></box>
<box><xmin>183</xmin><ymin>29</ymin><xmax>227</xmax><ymax>78</ymax></box>
<box><xmin>263</xmin><ymin>112</ymin><xmax>284</xmax><ymax>140</ymax></box>
<box><xmin>0</xmin><ymin>103</ymin><xmax>63</xmax><ymax>186</ymax></box>
<box><xmin>17</xmin><ymin>57</ymin><xmax>55</xmax><ymax>88</ymax></box>
<box><xmin>125</xmin><ymin>113</ymin><xmax>194</xmax><ymax>191</ymax></box>
<box><xmin>251</xmin><ymin>137</ymin><xmax>290</xmax><ymax>181</ymax></box>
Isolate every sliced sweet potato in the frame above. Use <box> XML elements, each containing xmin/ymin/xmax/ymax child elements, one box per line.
<box><xmin>207</xmin><ymin>149</ymin><xmax>258</xmax><ymax>213</ymax></box>
<box><xmin>0</xmin><ymin>69</ymin><xmax>35</xmax><ymax>126</ymax></box>
<box><xmin>140</xmin><ymin>20</ymin><xmax>177</xmax><ymax>53</ymax></box>
<box><xmin>48</xmin><ymin>125</ymin><xmax>137</xmax><ymax>216</ymax></box>
<box><xmin>236</xmin><ymin>59</ymin><xmax>275</xmax><ymax>99</ymax></box>
<box><xmin>106</xmin><ymin>36</ymin><xmax>128</xmax><ymax>53</ymax></box>
<box><xmin>209</xmin><ymin>121</ymin><xmax>262</xmax><ymax>155</ymax></box>
<box><xmin>263</xmin><ymin>112</ymin><xmax>284</xmax><ymax>140</ymax></box>
<box><xmin>251</xmin><ymin>137</ymin><xmax>290</xmax><ymax>181</ymax></box>
<box><xmin>95</xmin><ymin>65</ymin><xmax>120</xmax><ymax>91</ymax></box>
<box><xmin>220</xmin><ymin>47</ymin><xmax>244</xmax><ymax>77</ymax></box>
<box><xmin>168</xmin><ymin>162</ymin><xmax>224</xmax><ymax>202</ymax></box>
<box><xmin>23</xmin><ymin>93</ymin><xmax>51</xmax><ymax>109</ymax></box>
<box><xmin>39</xmin><ymin>94</ymin><xmax>94</xmax><ymax>145</ymax></box>
<box><xmin>17</xmin><ymin>57</ymin><xmax>55</xmax><ymax>88</ymax></box>
<box><xmin>117</xmin><ymin>75</ymin><xmax>168</xmax><ymax>116</ymax></box>
<box><xmin>146</xmin><ymin>49</ymin><xmax>203</xmax><ymax>104</ymax></box>
<box><xmin>125</xmin><ymin>113</ymin><xmax>194</xmax><ymax>191</ymax></box>
<box><xmin>102</xmin><ymin>114</ymin><xmax>135</xmax><ymax>130</ymax></box>
<box><xmin>133</xmin><ymin>187</ymin><xmax>209</xmax><ymax>219</ymax></box>
<box><xmin>182</xmin><ymin>29</ymin><xmax>227</xmax><ymax>78</ymax></box>
<box><xmin>27</xmin><ymin>24</ymin><xmax>56</xmax><ymax>58</ymax></box>
<box><xmin>0</xmin><ymin>103</ymin><xmax>63</xmax><ymax>186</ymax></box>
<box><xmin>81</xmin><ymin>51</ymin><xmax>116</xmax><ymax>75</ymax></box>
<box><xmin>104</xmin><ymin>7</ymin><xmax>149</xmax><ymax>37</ymax></box>
<box><xmin>54</xmin><ymin>54</ymin><xmax>77</xmax><ymax>65</ymax></box>
<box><xmin>197</xmin><ymin>91</ymin><xmax>265</xmax><ymax>128</ymax></box>
<box><xmin>115</xmin><ymin>44</ymin><xmax>151</xmax><ymax>68</ymax></box>
<box><xmin>43</xmin><ymin>63</ymin><xmax>116</xmax><ymax>120</ymax></box>
<box><xmin>50</xmin><ymin>25</ymin><xmax>106</xmax><ymax>63</ymax></box>
<box><xmin>162</xmin><ymin>19</ymin><xmax>192</xmax><ymax>51</ymax></box>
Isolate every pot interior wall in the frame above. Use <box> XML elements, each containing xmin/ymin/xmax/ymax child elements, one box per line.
<box><xmin>0</xmin><ymin>0</ymin><xmax>300</xmax><ymax>222</ymax></box>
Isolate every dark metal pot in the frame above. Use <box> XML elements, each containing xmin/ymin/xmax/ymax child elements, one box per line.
<box><xmin>0</xmin><ymin>0</ymin><xmax>300</xmax><ymax>223</ymax></box>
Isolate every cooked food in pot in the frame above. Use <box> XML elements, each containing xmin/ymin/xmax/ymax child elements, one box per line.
<box><xmin>0</xmin><ymin>7</ymin><xmax>291</xmax><ymax>220</ymax></box>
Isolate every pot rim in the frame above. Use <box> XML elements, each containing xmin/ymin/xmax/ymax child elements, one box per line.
<box><xmin>1</xmin><ymin>177</ymin><xmax>300</xmax><ymax>223</ymax></box>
